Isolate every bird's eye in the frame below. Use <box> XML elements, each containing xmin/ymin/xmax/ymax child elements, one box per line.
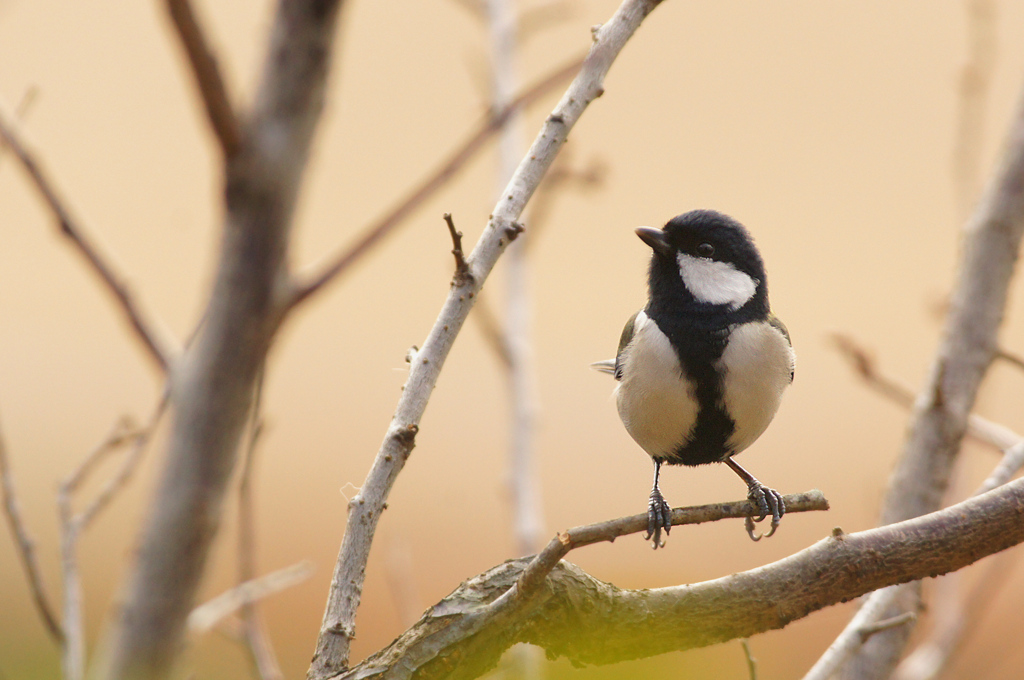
<box><xmin>697</xmin><ymin>243</ymin><xmax>715</xmax><ymax>258</ymax></box>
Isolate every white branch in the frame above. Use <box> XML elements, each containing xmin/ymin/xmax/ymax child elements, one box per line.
<box><xmin>307</xmin><ymin>2</ymin><xmax>667</xmax><ymax>677</ymax></box>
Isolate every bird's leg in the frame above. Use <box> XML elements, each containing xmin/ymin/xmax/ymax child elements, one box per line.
<box><xmin>645</xmin><ymin>459</ymin><xmax>673</xmax><ymax>549</ymax></box>
<box><xmin>724</xmin><ymin>457</ymin><xmax>785</xmax><ymax>541</ymax></box>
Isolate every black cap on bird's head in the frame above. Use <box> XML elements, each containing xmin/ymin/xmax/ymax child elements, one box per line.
<box><xmin>637</xmin><ymin>210</ymin><xmax>769</xmax><ymax>315</ymax></box>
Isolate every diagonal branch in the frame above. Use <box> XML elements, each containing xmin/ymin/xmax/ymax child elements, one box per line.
<box><xmin>339</xmin><ymin>481</ymin><xmax>1024</xmax><ymax>680</ymax></box>
<box><xmin>0</xmin><ymin>104</ymin><xmax>175</xmax><ymax>372</ymax></box>
<box><xmin>830</xmin><ymin>334</ymin><xmax>1022</xmax><ymax>452</ymax></box>
<box><xmin>307</xmin><ymin>3</ymin><xmax>667</xmax><ymax>677</ymax></box>
<box><xmin>0</xmin><ymin>413</ymin><xmax>64</xmax><ymax>643</ymax></box>
<box><xmin>165</xmin><ymin>0</ymin><xmax>242</xmax><ymax>157</ymax></box>
<box><xmin>287</xmin><ymin>52</ymin><xmax>585</xmax><ymax>308</ymax></box>
<box><xmin>187</xmin><ymin>561</ymin><xmax>315</xmax><ymax>635</ymax></box>
<box><xmin>825</xmin><ymin>74</ymin><xmax>1024</xmax><ymax>680</ymax></box>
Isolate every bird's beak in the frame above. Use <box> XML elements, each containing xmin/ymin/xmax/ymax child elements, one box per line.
<box><xmin>635</xmin><ymin>226</ymin><xmax>673</xmax><ymax>258</ymax></box>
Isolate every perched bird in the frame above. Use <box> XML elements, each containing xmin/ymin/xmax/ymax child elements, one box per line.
<box><xmin>593</xmin><ymin>210</ymin><xmax>795</xmax><ymax>548</ymax></box>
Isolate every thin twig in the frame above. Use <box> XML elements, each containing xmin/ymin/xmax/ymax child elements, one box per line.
<box><xmin>59</xmin><ymin>418</ymin><xmax>147</xmax><ymax>680</ymax></box>
<box><xmin>0</xmin><ymin>104</ymin><xmax>175</xmax><ymax>372</ymax></box>
<box><xmin>236</xmin><ymin>366</ymin><xmax>285</xmax><ymax>680</ymax></box>
<box><xmin>858</xmin><ymin>612</ymin><xmax>917</xmax><ymax>642</ymax></box>
<box><xmin>0</xmin><ymin>86</ymin><xmax>38</xmax><ymax>165</ymax></box>
<box><xmin>187</xmin><ymin>561</ymin><xmax>315</xmax><ymax>635</ymax></box>
<box><xmin>830</xmin><ymin>334</ymin><xmax>1023</xmax><ymax>451</ymax></box>
<box><xmin>473</xmin><ymin>299</ymin><xmax>514</xmax><ymax>369</ymax></box>
<box><xmin>995</xmin><ymin>348</ymin><xmax>1024</xmax><ymax>371</ymax></box>
<box><xmin>740</xmin><ymin>640</ymin><xmax>758</xmax><ymax>680</ymax></box>
<box><xmin>288</xmin><ymin>53</ymin><xmax>587</xmax><ymax>308</ymax></box>
<box><xmin>0</xmin><ymin>414</ymin><xmax>64</xmax><ymax>643</ymax></box>
<box><xmin>55</xmin><ymin>397</ymin><xmax>168</xmax><ymax>679</ymax></box>
<box><xmin>77</xmin><ymin>391</ymin><xmax>169</xmax><ymax>530</ymax></box>
<box><xmin>443</xmin><ymin>214</ymin><xmax>472</xmax><ymax>286</ymax></box>
<box><xmin>165</xmin><ymin>0</ymin><xmax>242</xmax><ymax>157</ymax></box>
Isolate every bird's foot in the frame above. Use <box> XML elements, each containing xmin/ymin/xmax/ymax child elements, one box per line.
<box><xmin>645</xmin><ymin>489</ymin><xmax>673</xmax><ymax>549</ymax></box>
<box><xmin>744</xmin><ymin>481</ymin><xmax>785</xmax><ymax>542</ymax></box>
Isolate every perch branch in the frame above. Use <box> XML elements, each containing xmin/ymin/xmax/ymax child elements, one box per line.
<box><xmin>0</xmin><ymin>414</ymin><xmax>63</xmax><ymax>643</ymax></box>
<box><xmin>165</xmin><ymin>0</ymin><xmax>241</xmax><ymax>157</ymax></box>
<box><xmin>308</xmin><ymin>3</ymin><xmax>668</xmax><ymax>677</ymax></box>
<box><xmin>0</xmin><ymin>103</ymin><xmax>175</xmax><ymax>372</ymax></box>
<box><xmin>337</xmin><ymin>480</ymin><xmax>1024</xmax><ymax>680</ymax></box>
<box><xmin>288</xmin><ymin>52</ymin><xmax>586</xmax><ymax>308</ymax></box>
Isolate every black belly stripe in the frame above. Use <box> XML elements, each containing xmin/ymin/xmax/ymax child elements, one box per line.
<box><xmin>646</xmin><ymin>304</ymin><xmax>736</xmax><ymax>467</ymax></box>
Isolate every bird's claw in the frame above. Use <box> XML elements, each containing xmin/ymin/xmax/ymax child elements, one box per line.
<box><xmin>645</xmin><ymin>489</ymin><xmax>673</xmax><ymax>549</ymax></box>
<box><xmin>744</xmin><ymin>482</ymin><xmax>785</xmax><ymax>541</ymax></box>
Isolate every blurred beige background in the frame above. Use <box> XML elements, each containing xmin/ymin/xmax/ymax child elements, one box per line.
<box><xmin>3</xmin><ymin>1</ymin><xmax>1024</xmax><ymax>678</ymax></box>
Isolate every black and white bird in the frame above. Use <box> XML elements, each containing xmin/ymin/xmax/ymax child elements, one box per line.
<box><xmin>593</xmin><ymin>209</ymin><xmax>795</xmax><ymax>548</ymax></box>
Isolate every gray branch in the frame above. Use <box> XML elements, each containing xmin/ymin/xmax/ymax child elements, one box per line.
<box><xmin>97</xmin><ymin>2</ymin><xmax>346</xmax><ymax>679</ymax></box>
<box><xmin>827</xmin><ymin>76</ymin><xmax>1024</xmax><ymax>680</ymax></box>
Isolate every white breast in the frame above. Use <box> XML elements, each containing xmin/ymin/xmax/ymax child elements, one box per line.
<box><xmin>615</xmin><ymin>311</ymin><xmax>698</xmax><ymax>458</ymax></box>
<box><xmin>718</xmin><ymin>321</ymin><xmax>795</xmax><ymax>454</ymax></box>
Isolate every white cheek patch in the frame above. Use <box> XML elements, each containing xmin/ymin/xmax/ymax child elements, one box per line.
<box><xmin>676</xmin><ymin>252</ymin><xmax>757</xmax><ymax>309</ymax></box>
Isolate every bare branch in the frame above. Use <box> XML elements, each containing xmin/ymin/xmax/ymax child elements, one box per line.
<box><xmin>102</xmin><ymin>2</ymin><xmax>346</xmax><ymax>677</ymax></box>
<box><xmin>830</xmin><ymin>334</ymin><xmax>1023</xmax><ymax>451</ymax></box>
<box><xmin>308</xmin><ymin>4</ymin><xmax>668</xmax><ymax>676</ymax></box>
<box><xmin>0</xmin><ymin>414</ymin><xmax>64</xmax><ymax>643</ymax></box>
<box><xmin>828</xmin><ymin>70</ymin><xmax>1024</xmax><ymax>674</ymax></box>
<box><xmin>0</xmin><ymin>103</ymin><xmax>176</xmax><ymax>372</ymax></box>
<box><xmin>187</xmin><ymin>562</ymin><xmax>315</xmax><ymax>635</ymax></box>
<box><xmin>338</xmin><ymin>481</ymin><xmax>1024</xmax><ymax>680</ymax></box>
<box><xmin>287</xmin><ymin>53</ymin><xmax>586</xmax><ymax>308</ymax></box>
<box><xmin>165</xmin><ymin>0</ymin><xmax>242</xmax><ymax>157</ymax></box>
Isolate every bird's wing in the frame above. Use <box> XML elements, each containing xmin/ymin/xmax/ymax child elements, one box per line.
<box><xmin>767</xmin><ymin>313</ymin><xmax>795</xmax><ymax>382</ymax></box>
<box><xmin>590</xmin><ymin>311</ymin><xmax>640</xmax><ymax>381</ymax></box>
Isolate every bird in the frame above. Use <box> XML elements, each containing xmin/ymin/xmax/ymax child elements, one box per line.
<box><xmin>592</xmin><ymin>209</ymin><xmax>795</xmax><ymax>549</ymax></box>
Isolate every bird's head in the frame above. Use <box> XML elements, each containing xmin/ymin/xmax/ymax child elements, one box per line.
<box><xmin>637</xmin><ymin>210</ymin><xmax>769</xmax><ymax>314</ymax></box>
